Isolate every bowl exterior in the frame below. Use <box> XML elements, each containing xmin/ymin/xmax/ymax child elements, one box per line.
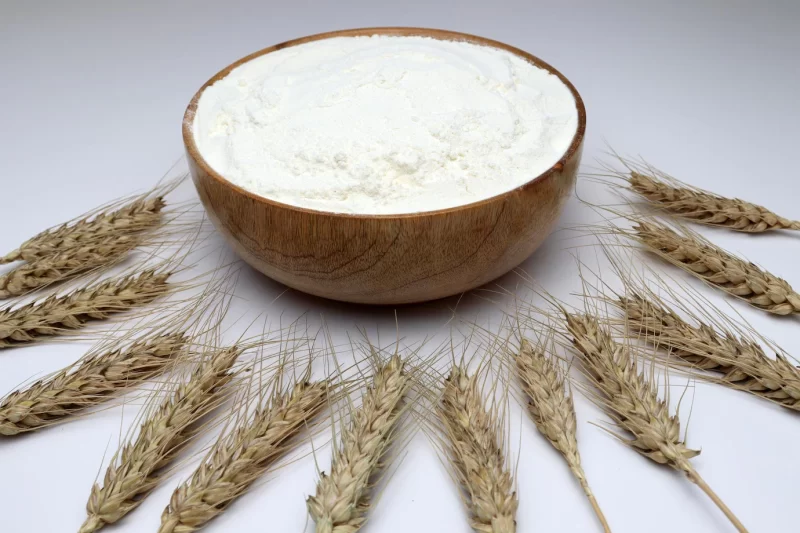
<box><xmin>188</xmin><ymin>144</ymin><xmax>581</xmax><ymax>304</ymax></box>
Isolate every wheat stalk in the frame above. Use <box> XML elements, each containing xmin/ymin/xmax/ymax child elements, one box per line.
<box><xmin>621</xmin><ymin>293</ymin><xmax>800</xmax><ymax>410</ymax></box>
<box><xmin>0</xmin><ymin>332</ymin><xmax>188</xmax><ymax>436</ymax></box>
<box><xmin>307</xmin><ymin>355</ymin><xmax>408</xmax><ymax>533</ymax></box>
<box><xmin>564</xmin><ymin>311</ymin><xmax>748</xmax><ymax>532</ymax></box>
<box><xmin>631</xmin><ymin>218</ymin><xmax>800</xmax><ymax>315</ymax></box>
<box><xmin>0</xmin><ymin>269</ymin><xmax>171</xmax><ymax>348</ymax></box>
<box><xmin>514</xmin><ymin>338</ymin><xmax>610</xmax><ymax>532</ymax></box>
<box><xmin>158</xmin><ymin>378</ymin><xmax>329</xmax><ymax>533</ymax></box>
<box><xmin>79</xmin><ymin>345</ymin><xmax>241</xmax><ymax>533</ymax></box>
<box><xmin>0</xmin><ymin>235</ymin><xmax>141</xmax><ymax>300</ymax></box>
<box><xmin>625</xmin><ymin>169</ymin><xmax>800</xmax><ymax>233</ymax></box>
<box><xmin>440</xmin><ymin>364</ymin><xmax>517</xmax><ymax>533</ymax></box>
<box><xmin>1</xmin><ymin>195</ymin><xmax>166</xmax><ymax>265</ymax></box>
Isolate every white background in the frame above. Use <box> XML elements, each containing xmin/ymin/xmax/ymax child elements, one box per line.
<box><xmin>2</xmin><ymin>1</ymin><xmax>800</xmax><ymax>532</ymax></box>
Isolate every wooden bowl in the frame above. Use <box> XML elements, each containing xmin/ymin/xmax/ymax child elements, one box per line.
<box><xmin>183</xmin><ymin>27</ymin><xmax>586</xmax><ymax>305</ymax></box>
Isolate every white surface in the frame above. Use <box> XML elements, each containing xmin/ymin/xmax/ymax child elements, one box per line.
<box><xmin>1</xmin><ymin>1</ymin><xmax>799</xmax><ymax>533</ymax></box>
<box><xmin>193</xmin><ymin>34</ymin><xmax>577</xmax><ymax>214</ymax></box>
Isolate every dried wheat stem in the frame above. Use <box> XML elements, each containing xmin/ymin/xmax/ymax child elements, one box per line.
<box><xmin>158</xmin><ymin>379</ymin><xmax>329</xmax><ymax>533</ymax></box>
<box><xmin>307</xmin><ymin>355</ymin><xmax>409</xmax><ymax>533</ymax></box>
<box><xmin>0</xmin><ymin>235</ymin><xmax>141</xmax><ymax>300</ymax></box>
<box><xmin>628</xmin><ymin>171</ymin><xmax>800</xmax><ymax>232</ymax></box>
<box><xmin>515</xmin><ymin>339</ymin><xmax>610</xmax><ymax>532</ymax></box>
<box><xmin>0</xmin><ymin>270</ymin><xmax>171</xmax><ymax>348</ymax></box>
<box><xmin>440</xmin><ymin>365</ymin><xmax>517</xmax><ymax>533</ymax></box>
<box><xmin>565</xmin><ymin>312</ymin><xmax>748</xmax><ymax>533</ymax></box>
<box><xmin>0</xmin><ymin>332</ymin><xmax>188</xmax><ymax>436</ymax></box>
<box><xmin>1</xmin><ymin>196</ymin><xmax>165</xmax><ymax>264</ymax></box>
<box><xmin>79</xmin><ymin>346</ymin><xmax>241</xmax><ymax>533</ymax></box>
<box><xmin>633</xmin><ymin>219</ymin><xmax>800</xmax><ymax>315</ymax></box>
<box><xmin>622</xmin><ymin>293</ymin><xmax>800</xmax><ymax>410</ymax></box>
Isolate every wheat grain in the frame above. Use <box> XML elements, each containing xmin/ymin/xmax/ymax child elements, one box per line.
<box><xmin>0</xmin><ymin>332</ymin><xmax>187</xmax><ymax>436</ymax></box>
<box><xmin>564</xmin><ymin>311</ymin><xmax>748</xmax><ymax>532</ymax></box>
<box><xmin>632</xmin><ymin>219</ymin><xmax>800</xmax><ymax>315</ymax></box>
<box><xmin>440</xmin><ymin>365</ymin><xmax>517</xmax><ymax>533</ymax></box>
<box><xmin>79</xmin><ymin>346</ymin><xmax>241</xmax><ymax>533</ymax></box>
<box><xmin>515</xmin><ymin>338</ymin><xmax>610</xmax><ymax>532</ymax></box>
<box><xmin>621</xmin><ymin>293</ymin><xmax>800</xmax><ymax>410</ymax></box>
<box><xmin>0</xmin><ymin>235</ymin><xmax>141</xmax><ymax>300</ymax></box>
<box><xmin>307</xmin><ymin>355</ymin><xmax>408</xmax><ymax>533</ymax></box>
<box><xmin>626</xmin><ymin>170</ymin><xmax>800</xmax><ymax>233</ymax></box>
<box><xmin>1</xmin><ymin>196</ymin><xmax>166</xmax><ymax>265</ymax></box>
<box><xmin>158</xmin><ymin>379</ymin><xmax>329</xmax><ymax>533</ymax></box>
<box><xmin>0</xmin><ymin>270</ymin><xmax>171</xmax><ymax>348</ymax></box>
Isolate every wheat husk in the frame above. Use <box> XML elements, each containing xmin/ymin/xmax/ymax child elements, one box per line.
<box><xmin>307</xmin><ymin>355</ymin><xmax>408</xmax><ymax>533</ymax></box>
<box><xmin>514</xmin><ymin>338</ymin><xmax>610</xmax><ymax>532</ymax></box>
<box><xmin>1</xmin><ymin>191</ymin><xmax>168</xmax><ymax>265</ymax></box>
<box><xmin>158</xmin><ymin>377</ymin><xmax>329</xmax><ymax>533</ymax></box>
<box><xmin>79</xmin><ymin>345</ymin><xmax>241</xmax><ymax>533</ymax></box>
<box><xmin>593</xmin><ymin>154</ymin><xmax>800</xmax><ymax>232</ymax></box>
<box><xmin>0</xmin><ymin>235</ymin><xmax>141</xmax><ymax>300</ymax></box>
<box><xmin>0</xmin><ymin>332</ymin><xmax>188</xmax><ymax>436</ymax></box>
<box><xmin>439</xmin><ymin>364</ymin><xmax>517</xmax><ymax>533</ymax></box>
<box><xmin>0</xmin><ymin>269</ymin><xmax>171</xmax><ymax>348</ymax></box>
<box><xmin>564</xmin><ymin>311</ymin><xmax>748</xmax><ymax>533</ymax></box>
<box><xmin>621</xmin><ymin>292</ymin><xmax>800</xmax><ymax>411</ymax></box>
<box><xmin>631</xmin><ymin>218</ymin><xmax>800</xmax><ymax>315</ymax></box>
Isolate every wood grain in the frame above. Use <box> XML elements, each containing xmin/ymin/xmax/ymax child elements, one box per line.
<box><xmin>183</xmin><ymin>27</ymin><xmax>586</xmax><ymax>304</ymax></box>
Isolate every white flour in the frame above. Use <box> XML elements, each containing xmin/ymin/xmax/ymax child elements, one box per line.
<box><xmin>193</xmin><ymin>35</ymin><xmax>578</xmax><ymax>214</ymax></box>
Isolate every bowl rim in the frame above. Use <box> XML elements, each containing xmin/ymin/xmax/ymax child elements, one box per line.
<box><xmin>183</xmin><ymin>26</ymin><xmax>586</xmax><ymax>220</ymax></box>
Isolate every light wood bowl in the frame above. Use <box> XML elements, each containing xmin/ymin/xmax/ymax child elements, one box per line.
<box><xmin>183</xmin><ymin>27</ymin><xmax>586</xmax><ymax>305</ymax></box>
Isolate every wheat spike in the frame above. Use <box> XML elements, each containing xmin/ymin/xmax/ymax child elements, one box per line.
<box><xmin>1</xmin><ymin>196</ymin><xmax>166</xmax><ymax>264</ymax></box>
<box><xmin>627</xmin><ymin>170</ymin><xmax>800</xmax><ymax>233</ymax></box>
<box><xmin>158</xmin><ymin>379</ymin><xmax>329</xmax><ymax>533</ymax></box>
<box><xmin>0</xmin><ymin>235</ymin><xmax>141</xmax><ymax>300</ymax></box>
<box><xmin>632</xmin><ymin>219</ymin><xmax>800</xmax><ymax>315</ymax></box>
<box><xmin>307</xmin><ymin>355</ymin><xmax>408</xmax><ymax>533</ymax></box>
<box><xmin>0</xmin><ymin>332</ymin><xmax>187</xmax><ymax>436</ymax></box>
<box><xmin>515</xmin><ymin>339</ymin><xmax>610</xmax><ymax>532</ymax></box>
<box><xmin>440</xmin><ymin>365</ymin><xmax>517</xmax><ymax>533</ymax></box>
<box><xmin>79</xmin><ymin>346</ymin><xmax>241</xmax><ymax>533</ymax></box>
<box><xmin>564</xmin><ymin>311</ymin><xmax>748</xmax><ymax>532</ymax></box>
<box><xmin>622</xmin><ymin>293</ymin><xmax>800</xmax><ymax>410</ymax></box>
<box><xmin>0</xmin><ymin>270</ymin><xmax>171</xmax><ymax>348</ymax></box>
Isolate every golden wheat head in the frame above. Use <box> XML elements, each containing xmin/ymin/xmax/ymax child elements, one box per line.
<box><xmin>0</xmin><ymin>269</ymin><xmax>172</xmax><ymax>348</ymax></box>
<box><xmin>0</xmin><ymin>332</ymin><xmax>187</xmax><ymax>436</ymax></box>
<box><xmin>307</xmin><ymin>354</ymin><xmax>409</xmax><ymax>533</ymax></box>
<box><xmin>621</xmin><ymin>292</ymin><xmax>800</xmax><ymax>411</ymax></box>
<box><xmin>440</xmin><ymin>364</ymin><xmax>517</xmax><ymax>533</ymax></box>
<box><xmin>158</xmin><ymin>378</ymin><xmax>329</xmax><ymax>533</ymax></box>
<box><xmin>1</xmin><ymin>195</ymin><xmax>166</xmax><ymax>264</ymax></box>
<box><xmin>632</xmin><ymin>218</ymin><xmax>800</xmax><ymax>315</ymax></box>
<box><xmin>79</xmin><ymin>345</ymin><xmax>241</xmax><ymax>533</ymax></box>
<box><xmin>564</xmin><ymin>311</ymin><xmax>748</xmax><ymax>532</ymax></box>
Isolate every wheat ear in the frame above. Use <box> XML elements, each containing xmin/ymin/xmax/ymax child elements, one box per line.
<box><xmin>158</xmin><ymin>379</ymin><xmax>329</xmax><ymax>533</ymax></box>
<box><xmin>632</xmin><ymin>219</ymin><xmax>800</xmax><ymax>315</ymax></box>
<box><xmin>515</xmin><ymin>339</ymin><xmax>610</xmax><ymax>532</ymax></box>
<box><xmin>564</xmin><ymin>312</ymin><xmax>748</xmax><ymax>532</ymax></box>
<box><xmin>626</xmin><ymin>170</ymin><xmax>800</xmax><ymax>232</ymax></box>
<box><xmin>1</xmin><ymin>196</ymin><xmax>166</xmax><ymax>264</ymax></box>
<box><xmin>79</xmin><ymin>346</ymin><xmax>241</xmax><ymax>533</ymax></box>
<box><xmin>0</xmin><ymin>269</ymin><xmax>171</xmax><ymax>348</ymax></box>
<box><xmin>0</xmin><ymin>235</ymin><xmax>141</xmax><ymax>300</ymax></box>
<box><xmin>307</xmin><ymin>355</ymin><xmax>408</xmax><ymax>533</ymax></box>
<box><xmin>440</xmin><ymin>365</ymin><xmax>517</xmax><ymax>533</ymax></box>
<box><xmin>621</xmin><ymin>293</ymin><xmax>800</xmax><ymax>410</ymax></box>
<box><xmin>0</xmin><ymin>332</ymin><xmax>187</xmax><ymax>436</ymax></box>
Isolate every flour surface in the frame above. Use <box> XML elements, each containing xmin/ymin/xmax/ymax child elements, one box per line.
<box><xmin>193</xmin><ymin>35</ymin><xmax>578</xmax><ymax>214</ymax></box>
